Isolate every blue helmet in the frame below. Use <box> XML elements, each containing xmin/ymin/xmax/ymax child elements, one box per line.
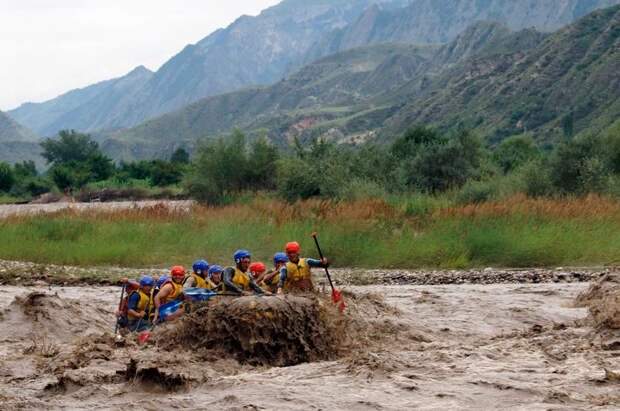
<box><xmin>192</xmin><ymin>259</ymin><xmax>210</xmax><ymax>275</ymax></box>
<box><xmin>156</xmin><ymin>277</ymin><xmax>169</xmax><ymax>288</ymax></box>
<box><xmin>273</xmin><ymin>252</ymin><xmax>287</xmax><ymax>264</ymax></box>
<box><xmin>139</xmin><ymin>276</ymin><xmax>154</xmax><ymax>287</ymax></box>
<box><xmin>208</xmin><ymin>265</ymin><xmax>223</xmax><ymax>279</ymax></box>
<box><xmin>234</xmin><ymin>249</ymin><xmax>251</xmax><ymax>264</ymax></box>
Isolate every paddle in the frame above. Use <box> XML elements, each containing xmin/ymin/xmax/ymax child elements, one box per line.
<box><xmin>311</xmin><ymin>232</ymin><xmax>345</xmax><ymax>311</ymax></box>
<box><xmin>184</xmin><ymin>287</ymin><xmax>216</xmax><ymax>301</ymax></box>
<box><xmin>139</xmin><ymin>300</ymin><xmax>183</xmax><ymax>343</ymax></box>
<box><xmin>114</xmin><ymin>283</ymin><xmax>127</xmax><ymax>338</ymax></box>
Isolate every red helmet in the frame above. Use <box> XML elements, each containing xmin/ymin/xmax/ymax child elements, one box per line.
<box><xmin>249</xmin><ymin>262</ymin><xmax>266</xmax><ymax>273</ymax></box>
<box><xmin>171</xmin><ymin>266</ymin><xmax>185</xmax><ymax>276</ymax></box>
<box><xmin>285</xmin><ymin>241</ymin><xmax>300</xmax><ymax>253</ymax></box>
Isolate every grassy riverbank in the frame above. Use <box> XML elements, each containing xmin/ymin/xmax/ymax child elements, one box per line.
<box><xmin>0</xmin><ymin>195</ymin><xmax>618</xmax><ymax>269</ymax></box>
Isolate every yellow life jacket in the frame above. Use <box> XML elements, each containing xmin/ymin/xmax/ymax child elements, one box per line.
<box><xmin>187</xmin><ymin>273</ymin><xmax>208</xmax><ymax>289</ymax></box>
<box><xmin>284</xmin><ymin>259</ymin><xmax>313</xmax><ymax>291</ymax></box>
<box><xmin>162</xmin><ymin>280</ymin><xmax>183</xmax><ymax>303</ymax></box>
<box><xmin>127</xmin><ymin>289</ymin><xmax>152</xmax><ymax>321</ymax></box>
<box><xmin>261</xmin><ymin>270</ymin><xmax>280</xmax><ymax>293</ymax></box>
<box><xmin>221</xmin><ymin>267</ymin><xmax>251</xmax><ymax>292</ymax></box>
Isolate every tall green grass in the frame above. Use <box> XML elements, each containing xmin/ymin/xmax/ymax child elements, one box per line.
<box><xmin>0</xmin><ymin>195</ymin><xmax>617</xmax><ymax>269</ymax></box>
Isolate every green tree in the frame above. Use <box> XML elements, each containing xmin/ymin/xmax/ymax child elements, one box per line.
<box><xmin>151</xmin><ymin>160</ymin><xmax>183</xmax><ymax>186</ymax></box>
<box><xmin>87</xmin><ymin>152</ymin><xmax>115</xmax><ymax>181</ymax></box>
<box><xmin>40</xmin><ymin>130</ymin><xmax>99</xmax><ymax>165</ymax></box>
<box><xmin>13</xmin><ymin>160</ymin><xmax>37</xmax><ymax>179</ymax></box>
<box><xmin>247</xmin><ymin>136</ymin><xmax>279</xmax><ymax>190</ymax></box>
<box><xmin>170</xmin><ymin>147</ymin><xmax>190</xmax><ymax>164</ymax></box>
<box><xmin>0</xmin><ymin>162</ymin><xmax>16</xmax><ymax>192</ymax></box>
<box><xmin>49</xmin><ymin>162</ymin><xmax>92</xmax><ymax>190</ymax></box>
<box><xmin>492</xmin><ymin>135</ymin><xmax>540</xmax><ymax>174</ymax></box>
<box><xmin>549</xmin><ymin>134</ymin><xmax>605</xmax><ymax>193</ymax></box>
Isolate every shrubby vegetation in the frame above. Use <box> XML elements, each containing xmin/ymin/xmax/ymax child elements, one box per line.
<box><xmin>1</xmin><ymin>124</ymin><xmax>618</xmax><ymax>205</ymax></box>
<box><xmin>0</xmin><ymin>130</ymin><xmax>191</xmax><ymax>202</ymax></box>
<box><xmin>185</xmin><ymin>125</ymin><xmax>620</xmax><ymax>205</ymax></box>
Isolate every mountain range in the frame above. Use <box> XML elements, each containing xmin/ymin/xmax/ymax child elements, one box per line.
<box><xmin>8</xmin><ymin>0</ymin><xmax>618</xmax><ymax>138</ymax></box>
<box><xmin>98</xmin><ymin>5</ymin><xmax>620</xmax><ymax>161</ymax></box>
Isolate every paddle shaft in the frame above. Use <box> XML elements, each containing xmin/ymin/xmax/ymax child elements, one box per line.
<box><xmin>114</xmin><ymin>284</ymin><xmax>126</xmax><ymax>335</ymax></box>
<box><xmin>311</xmin><ymin>233</ymin><xmax>335</xmax><ymax>292</ymax></box>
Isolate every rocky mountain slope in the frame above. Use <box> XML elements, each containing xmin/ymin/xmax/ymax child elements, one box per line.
<box><xmin>0</xmin><ymin>111</ymin><xmax>42</xmax><ymax>168</ymax></box>
<box><xmin>102</xmin><ymin>5</ymin><xmax>619</xmax><ymax>160</ymax></box>
<box><xmin>9</xmin><ymin>0</ymin><xmax>409</xmax><ymax>136</ymax></box>
<box><xmin>9</xmin><ymin>0</ymin><xmax>618</xmax><ymax>138</ymax></box>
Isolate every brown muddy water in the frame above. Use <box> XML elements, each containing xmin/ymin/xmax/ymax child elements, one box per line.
<box><xmin>0</xmin><ymin>274</ymin><xmax>618</xmax><ymax>410</ymax></box>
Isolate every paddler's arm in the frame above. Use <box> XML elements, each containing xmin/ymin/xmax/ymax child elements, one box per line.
<box><xmin>307</xmin><ymin>258</ymin><xmax>328</xmax><ymax>268</ymax></box>
<box><xmin>276</xmin><ymin>266</ymin><xmax>287</xmax><ymax>295</ymax></box>
<box><xmin>263</xmin><ymin>269</ymin><xmax>278</xmax><ymax>283</ymax></box>
<box><xmin>127</xmin><ymin>292</ymin><xmax>146</xmax><ymax>319</ymax></box>
<box><xmin>183</xmin><ymin>276</ymin><xmax>196</xmax><ymax>290</ymax></box>
<box><xmin>249</xmin><ymin>278</ymin><xmax>270</xmax><ymax>295</ymax></box>
<box><xmin>152</xmin><ymin>284</ymin><xmax>171</xmax><ymax>323</ymax></box>
<box><xmin>222</xmin><ymin>268</ymin><xmax>243</xmax><ymax>295</ymax></box>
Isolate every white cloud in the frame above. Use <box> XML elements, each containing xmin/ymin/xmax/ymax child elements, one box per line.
<box><xmin>0</xmin><ymin>0</ymin><xmax>281</xmax><ymax>110</ymax></box>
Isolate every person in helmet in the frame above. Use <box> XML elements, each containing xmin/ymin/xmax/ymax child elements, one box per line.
<box><xmin>207</xmin><ymin>265</ymin><xmax>223</xmax><ymax>293</ymax></box>
<box><xmin>221</xmin><ymin>250</ymin><xmax>270</xmax><ymax>296</ymax></box>
<box><xmin>184</xmin><ymin>259</ymin><xmax>210</xmax><ymax>289</ymax></box>
<box><xmin>127</xmin><ymin>276</ymin><xmax>154</xmax><ymax>332</ymax></box>
<box><xmin>277</xmin><ymin>241</ymin><xmax>327</xmax><ymax>295</ymax></box>
<box><xmin>153</xmin><ymin>266</ymin><xmax>186</xmax><ymax>323</ymax></box>
<box><xmin>114</xmin><ymin>278</ymin><xmax>140</xmax><ymax>335</ymax></box>
<box><xmin>249</xmin><ymin>261</ymin><xmax>267</xmax><ymax>284</ymax></box>
<box><xmin>261</xmin><ymin>252</ymin><xmax>287</xmax><ymax>293</ymax></box>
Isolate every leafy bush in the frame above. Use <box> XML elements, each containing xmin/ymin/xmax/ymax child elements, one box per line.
<box><xmin>151</xmin><ymin>160</ymin><xmax>183</xmax><ymax>187</ymax></box>
<box><xmin>549</xmin><ymin>134</ymin><xmax>604</xmax><ymax>193</ymax></box>
<box><xmin>0</xmin><ymin>162</ymin><xmax>16</xmax><ymax>192</ymax></box>
<box><xmin>492</xmin><ymin>134</ymin><xmax>540</xmax><ymax>174</ymax></box>
<box><xmin>456</xmin><ymin>180</ymin><xmax>499</xmax><ymax>205</ymax></box>
<box><xmin>515</xmin><ymin>160</ymin><xmax>553</xmax><ymax>197</ymax></box>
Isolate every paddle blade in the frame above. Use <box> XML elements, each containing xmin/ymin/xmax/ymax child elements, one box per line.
<box><xmin>139</xmin><ymin>330</ymin><xmax>151</xmax><ymax>343</ymax></box>
<box><xmin>331</xmin><ymin>289</ymin><xmax>345</xmax><ymax>312</ymax></box>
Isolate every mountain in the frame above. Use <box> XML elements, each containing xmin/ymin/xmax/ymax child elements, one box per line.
<box><xmin>102</xmin><ymin>5</ymin><xmax>620</xmax><ymax>160</ymax></box>
<box><xmin>9</xmin><ymin>66</ymin><xmax>154</xmax><ymax>136</ymax></box>
<box><xmin>382</xmin><ymin>4</ymin><xmax>620</xmax><ymax>144</ymax></box>
<box><xmin>10</xmin><ymin>0</ymin><xmax>410</xmax><ymax>136</ymax></box>
<box><xmin>0</xmin><ymin>111</ymin><xmax>43</xmax><ymax>168</ymax></box>
<box><xmin>11</xmin><ymin>0</ymin><xmax>618</xmax><ymax>138</ymax></box>
<box><xmin>0</xmin><ymin>111</ymin><xmax>38</xmax><ymax>143</ymax></box>
<box><xmin>290</xmin><ymin>0</ymin><xmax>620</xmax><ymax>73</ymax></box>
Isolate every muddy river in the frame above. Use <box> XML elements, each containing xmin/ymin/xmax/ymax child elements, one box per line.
<box><xmin>0</xmin><ymin>274</ymin><xmax>618</xmax><ymax>410</ymax></box>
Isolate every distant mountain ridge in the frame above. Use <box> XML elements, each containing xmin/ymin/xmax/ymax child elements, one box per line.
<box><xmin>101</xmin><ymin>5</ymin><xmax>620</xmax><ymax>161</ymax></box>
<box><xmin>0</xmin><ymin>111</ymin><xmax>43</xmax><ymax>169</ymax></box>
<box><xmin>10</xmin><ymin>0</ymin><xmax>410</xmax><ymax>136</ymax></box>
<box><xmin>9</xmin><ymin>0</ymin><xmax>618</xmax><ymax>138</ymax></box>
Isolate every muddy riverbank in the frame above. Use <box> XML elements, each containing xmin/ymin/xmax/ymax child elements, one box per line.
<box><xmin>0</xmin><ymin>271</ymin><xmax>617</xmax><ymax>409</ymax></box>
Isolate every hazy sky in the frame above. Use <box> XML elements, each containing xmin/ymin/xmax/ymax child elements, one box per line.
<box><xmin>0</xmin><ymin>0</ymin><xmax>281</xmax><ymax>111</ymax></box>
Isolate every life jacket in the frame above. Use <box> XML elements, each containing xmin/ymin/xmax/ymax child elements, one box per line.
<box><xmin>119</xmin><ymin>287</ymin><xmax>139</xmax><ymax>317</ymax></box>
<box><xmin>186</xmin><ymin>273</ymin><xmax>208</xmax><ymax>289</ymax></box>
<box><xmin>127</xmin><ymin>289</ymin><xmax>152</xmax><ymax>321</ymax></box>
<box><xmin>206</xmin><ymin>278</ymin><xmax>220</xmax><ymax>291</ymax></box>
<box><xmin>261</xmin><ymin>270</ymin><xmax>280</xmax><ymax>293</ymax></box>
<box><xmin>284</xmin><ymin>259</ymin><xmax>313</xmax><ymax>291</ymax></box>
<box><xmin>221</xmin><ymin>267</ymin><xmax>251</xmax><ymax>292</ymax></box>
<box><xmin>161</xmin><ymin>280</ymin><xmax>184</xmax><ymax>303</ymax></box>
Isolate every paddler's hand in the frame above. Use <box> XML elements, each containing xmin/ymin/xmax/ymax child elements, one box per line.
<box><xmin>264</xmin><ymin>291</ymin><xmax>272</xmax><ymax>296</ymax></box>
<box><xmin>320</xmin><ymin>258</ymin><xmax>328</xmax><ymax>267</ymax></box>
<box><xmin>277</xmin><ymin>288</ymin><xmax>284</xmax><ymax>296</ymax></box>
<box><xmin>242</xmin><ymin>290</ymin><xmax>251</xmax><ymax>296</ymax></box>
<box><xmin>139</xmin><ymin>311</ymin><xmax>146</xmax><ymax>318</ymax></box>
<box><xmin>120</xmin><ymin>278</ymin><xmax>129</xmax><ymax>284</ymax></box>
